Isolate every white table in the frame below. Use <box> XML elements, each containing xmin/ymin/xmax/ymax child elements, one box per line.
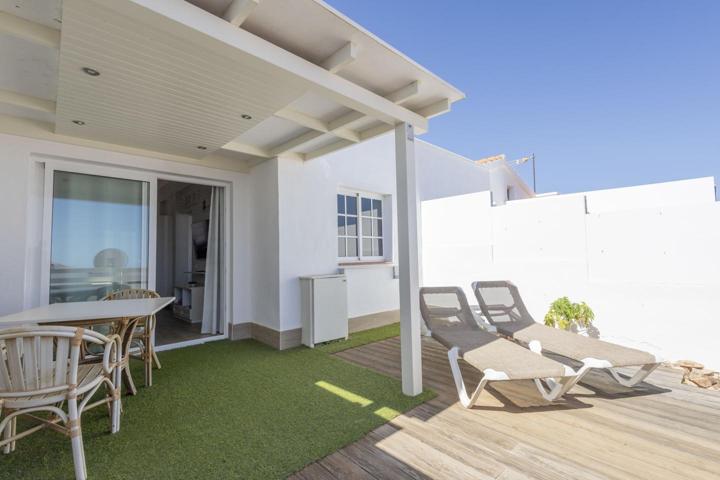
<box><xmin>0</xmin><ymin>298</ymin><xmax>174</xmax><ymax>327</ymax></box>
<box><xmin>0</xmin><ymin>298</ymin><xmax>174</xmax><ymax>433</ymax></box>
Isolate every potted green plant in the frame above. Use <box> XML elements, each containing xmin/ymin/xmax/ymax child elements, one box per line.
<box><xmin>544</xmin><ymin>297</ymin><xmax>595</xmax><ymax>335</ymax></box>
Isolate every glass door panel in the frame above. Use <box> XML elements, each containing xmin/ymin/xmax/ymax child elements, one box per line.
<box><xmin>49</xmin><ymin>171</ymin><xmax>150</xmax><ymax>303</ymax></box>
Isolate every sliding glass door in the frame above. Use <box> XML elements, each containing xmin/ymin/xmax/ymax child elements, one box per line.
<box><xmin>48</xmin><ymin>170</ymin><xmax>150</xmax><ymax>303</ymax></box>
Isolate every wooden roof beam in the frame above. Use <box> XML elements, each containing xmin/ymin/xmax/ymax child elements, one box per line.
<box><xmin>416</xmin><ymin>98</ymin><xmax>451</xmax><ymax>119</ymax></box>
<box><xmin>328</xmin><ymin>81</ymin><xmax>421</xmax><ymax>131</ymax></box>
<box><xmin>275</xmin><ymin>107</ymin><xmax>360</xmax><ymax>142</ymax></box>
<box><xmin>270</xmin><ymin>130</ymin><xmax>324</xmax><ymax>157</ymax></box>
<box><xmin>222</xmin><ymin>140</ymin><xmax>271</xmax><ymax>158</ymax></box>
<box><xmin>384</xmin><ymin>81</ymin><xmax>421</xmax><ymax>104</ymax></box>
<box><xmin>321</xmin><ymin>42</ymin><xmax>358</xmax><ymax>74</ymax></box>
<box><xmin>305</xmin><ymin>122</ymin><xmax>394</xmax><ymax>161</ymax></box>
<box><xmin>223</xmin><ymin>0</ymin><xmax>260</xmax><ymax>27</ymax></box>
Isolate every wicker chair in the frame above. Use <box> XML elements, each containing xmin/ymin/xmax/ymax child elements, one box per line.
<box><xmin>0</xmin><ymin>326</ymin><xmax>121</xmax><ymax>480</ymax></box>
<box><xmin>102</xmin><ymin>289</ymin><xmax>162</xmax><ymax>389</ymax></box>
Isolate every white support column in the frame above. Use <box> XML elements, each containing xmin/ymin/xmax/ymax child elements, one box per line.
<box><xmin>395</xmin><ymin>122</ymin><xmax>423</xmax><ymax>396</ymax></box>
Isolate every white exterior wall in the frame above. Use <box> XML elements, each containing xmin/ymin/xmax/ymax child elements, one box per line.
<box><xmin>422</xmin><ymin>177</ymin><xmax>720</xmax><ymax>369</ymax></box>
<box><xmin>0</xmin><ymin>133</ymin><xmax>253</xmax><ymax>327</ymax></box>
<box><xmin>265</xmin><ymin>133</ymin><xmax>524</xmax><ymax>331</ymax></box>
<box><xmin>249</xmin><ymin>158</ymin><xmax>281</xmax><ymax>330</ymax></box>
<box><xmin>274</xmin><ymin>135</ymin><xmax>401</xmax><ymax>331</ymax></box>
<box><xmin>0</xmin><ymin>132</ymin><xmax>527</xmax><ymax>338</ymax></box>
<box><xmin>417</xmin><ymin>142</ymin><xmax>491</xmax><ymax>200</ymax></box>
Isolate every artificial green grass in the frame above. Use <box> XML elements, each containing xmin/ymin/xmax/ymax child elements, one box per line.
<box><xmin>316</xmin><ymin>322</ymin><xmax>400</xmax><ymax>354</ymax></box>
<box><xmin>1</xmin><ymin>339</ymin><xmax>433</xmax><ymax>480</ymax></box>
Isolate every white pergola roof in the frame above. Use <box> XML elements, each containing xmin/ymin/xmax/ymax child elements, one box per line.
<box><xmin>0</xmin><ymin>0</ymin><xmax>464</xmax><ymax>170</ymax></box>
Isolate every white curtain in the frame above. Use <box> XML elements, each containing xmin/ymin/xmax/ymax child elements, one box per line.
<box><xmin>202</xmin><ymin>187</ymin><xmax>224</xmax><ymax>334</ymax></box>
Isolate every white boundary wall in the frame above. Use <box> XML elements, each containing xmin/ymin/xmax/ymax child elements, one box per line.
<box><xmin>422</xmin><ymin>177</ymin><xmax>720</xmax><ymax>369</ymax></box>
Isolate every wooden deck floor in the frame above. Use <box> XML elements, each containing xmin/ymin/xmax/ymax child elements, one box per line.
<box><xmin>292</xmin><ymin>336</ymin><xmax>720</xmax><ymax>480</ymax></box>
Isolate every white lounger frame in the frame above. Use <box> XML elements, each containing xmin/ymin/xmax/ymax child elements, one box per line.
<box><xmin>470</xmin><ymin>281</ymin><xmax>662</xmax><ymax>390</ymax></box>
<box><xmin>520</xmin><ymin>338</ymin><xmax>661</xmax><ymax>389</ymax></box>
<box><xmin>446</xmin><ymin>341</ymin><xmax>581</xmax><ymax>408</ymax></box>
<box><xmin>447</xmin><ymin>338</ymin><xmax>658</xmax><ymax>408</ymax></box>
<box><xmin>607</xmin><ymin>361</ymin><xmax>660</xmax><ymax>387</ymax></box>
<box><xmin>420</xmin><ymin>286</ymin><xmax>584</xmax><ymax>409</ymax></box>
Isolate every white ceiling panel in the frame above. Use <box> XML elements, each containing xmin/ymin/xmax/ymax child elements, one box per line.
<box><xmin>0</xmin><ymin>102</ymin><xmax>54</xmax><ymax>123</ymax></box>
<box><xmin>402</xmin><ymin>94</ymin><xmax>449</xmax><ymax>113</ymax></box>
<box><xmin>349</xmin><ymin>116</ymin><xmax>383</xmax><ymax>132</ymax></box>
<box><xmin>0</xmin><ymin>0</ymin><xmax>462</xmax><ymax>166</ymax></box>
<box><xmin>0</xmin><ymin>33</ymin><xmax>58</xmax><ymax>100</ymax></box>
<box><xmin>294</xmin><ymin>132</ymin><xmax>342</xmax><ymax>155</ymax></box>
<box><xmin>55</xmin><ymin>0</ymin><xmax>311</xmax><ymax>158</ymax></box>
<box><xmin>233</xmin><ymin>116</ymin><xmax>309</xmax><ymax>150</ymax></box>
<box><xmin>0</xmin><ymin>0</ymin><xmax>62</xmax><ymax>29</ymax></box>
<box><xmin>211</xmin><ymin>146</ymin><xmax>263</xmax><ymax>168</ymax></box>
<box><xmin>286</xmin><ymin>91</ymin><xmax>348</xmax><ymax>123</ymax></box>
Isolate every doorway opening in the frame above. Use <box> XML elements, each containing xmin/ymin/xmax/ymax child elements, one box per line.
<box><xmin>156</xmin><ymin>180</ymin><xmax>225</xmax><ymax>347</ymax></box>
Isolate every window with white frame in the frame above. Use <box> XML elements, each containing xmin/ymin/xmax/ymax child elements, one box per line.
<box><xmin>337</xmin><ymin>191</ymin><xmax>384</xmax><ymax>261</ymax></box>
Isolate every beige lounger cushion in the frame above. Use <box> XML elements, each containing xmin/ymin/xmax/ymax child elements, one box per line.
<box><xmin>431</xmin><ymin>326</ymin><xmax>569</xmax><ymax>380</ymax></box>
<box><xmin>497</xmin><ymin>322</ymin><xmax>656</xmax><ymax>368</ymax></box>
<box><xmin>473</xmin><ymin>281</ymin><xmax>658</xmax><ymax>368</ymax></box>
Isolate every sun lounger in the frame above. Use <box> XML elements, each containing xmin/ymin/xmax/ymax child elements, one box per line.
<box><xmin>471</xmin><ymin>281</ymin><xmax>660</xmax><ymax>388</ymax></box>
<box><xmin>420</xmin><ymin>287</ymin><xmax>583</xmax><ymax>408</ymax></box>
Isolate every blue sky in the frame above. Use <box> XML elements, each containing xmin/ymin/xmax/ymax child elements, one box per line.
<box><xmin>326</xmin><ymin>0</ymin><xmax>720</xmax><ymax>194</ymax></box>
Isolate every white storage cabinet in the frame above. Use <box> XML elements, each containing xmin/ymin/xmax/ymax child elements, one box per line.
<box><xmin>300</xmin><ymin>274</ymin><xmax>348</xmax><ymax>347</ymax></box>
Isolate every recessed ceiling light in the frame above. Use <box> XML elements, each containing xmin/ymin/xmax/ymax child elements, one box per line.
<box><xmin>72</xmin><ymin>120</ymin><xmax>85</xmax><ymax>125</ymax></box>
<box><xmin>82</xmin><ymin>67</ymin><xmax>100</xmax><ymax>77</ymax></box>
<box><xmin>241</xmin><ymin>114</ymin><xmax>252</xmax><ymax>120</ymax></box>
<box><xmin>197</xmin><ymin>146</ymin><xmax>207</xmax><ymax>150</ymax></box>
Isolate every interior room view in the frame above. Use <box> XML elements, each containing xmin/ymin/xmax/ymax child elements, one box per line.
<box><xmin>156</xmin><ymin>180</ymin><xmax>220</xmax><ymax>346</ymax></box>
